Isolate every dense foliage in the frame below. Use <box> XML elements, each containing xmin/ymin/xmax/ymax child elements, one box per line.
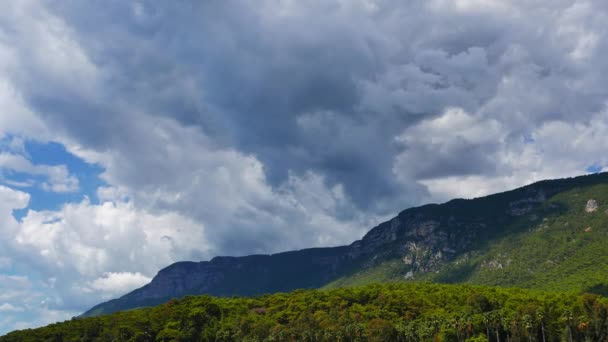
<box><xmin>3</xmin><ymin>283</ymin><xmax>608</xmax><ymax>341</ymax></box>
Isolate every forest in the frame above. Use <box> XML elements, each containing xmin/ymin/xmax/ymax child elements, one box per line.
<box><xmin>2</xmin><ymin>282</ymin><xmax>607</xmax><ymax>342</ymax></box>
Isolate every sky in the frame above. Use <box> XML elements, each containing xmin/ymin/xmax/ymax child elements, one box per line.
<box><xmin>1</xmin><ymin>0</ymin><xmax>608</xmax><ymax>334</ymax></box>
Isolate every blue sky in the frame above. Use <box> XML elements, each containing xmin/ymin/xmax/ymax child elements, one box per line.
<box><xmin>0</xmin><ymin>137</ymin><xmax>104</xmax><ymax>217</ymax></box>
<box><xmin>2</xmin><ymin>0</ymin><xmax>608</xmax><ymax>335</ymax></box>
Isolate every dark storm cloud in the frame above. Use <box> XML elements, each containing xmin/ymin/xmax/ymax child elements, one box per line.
<box><xmin>6</xmin><ymin>0</ymin><xmax>608</xmax><ymax>253</ymax></box>
<box><xmin>33</xmin><ymin>0</ymin><xmax>421</xmax><ymax>213</ymax></box>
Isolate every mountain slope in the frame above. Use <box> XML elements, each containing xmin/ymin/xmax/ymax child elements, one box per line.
<box><xmin>84</xmin><ymin>172</ymin><xmax>608</xmax><ymax>317</ymax></box>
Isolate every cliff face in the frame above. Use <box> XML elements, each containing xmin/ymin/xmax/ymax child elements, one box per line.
<box><xmin>83</xmin><ymin>172</ymin><xmax>608</xmax><ymax>317</ymax></box>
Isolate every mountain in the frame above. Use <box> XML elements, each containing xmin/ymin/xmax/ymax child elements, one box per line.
<box><xmin>83</xmin><ymin>172</ymin><xmax>608</xmax><ymax>317</ymax></box>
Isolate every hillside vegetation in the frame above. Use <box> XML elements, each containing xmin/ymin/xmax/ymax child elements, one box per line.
<box><xmin>3</xmin><ymin>283</ymin><xmax>608</xmax><ymax>341</ymax></box>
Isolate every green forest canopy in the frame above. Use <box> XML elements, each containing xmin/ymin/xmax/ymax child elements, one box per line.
<box><xmin>2</xmin><ymin>282</ymin><xmax>608</xmax><ymax>341</ymax></box>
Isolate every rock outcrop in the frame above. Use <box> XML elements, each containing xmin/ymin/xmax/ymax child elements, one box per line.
<box><xmin>586</xmin><ymin>199</ymin><xmax>599</xmax><ymax>212</ymax></box>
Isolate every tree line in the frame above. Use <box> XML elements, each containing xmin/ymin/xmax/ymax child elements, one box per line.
<box><xmin>2</xmin><ymin>282</ymin><xmax>608</xmax><ymax>341</ymax></box>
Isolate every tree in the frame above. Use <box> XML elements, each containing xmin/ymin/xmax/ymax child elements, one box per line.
<box><xmin>522</xmin><ymin>314</ymin><xmax>533</xmax><ymax>342</ymax></box>
<box><xmin>535</xmin><ymin>307</ymin><xmax>546</xmax><ymax>342</ymax></box>
<box><xmin>562</xmin><ymin>309</ymin><xmax>574</xmax><ymax>342</ymax></box>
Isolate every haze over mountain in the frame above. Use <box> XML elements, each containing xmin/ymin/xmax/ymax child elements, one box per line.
<box><xmin>2</xmin><ymin>0</ymin><xmax>608</xmax><ymax>335</ymax></box>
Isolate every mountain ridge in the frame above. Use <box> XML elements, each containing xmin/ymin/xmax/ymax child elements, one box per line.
<box><xmin>83</xmin><ymin>172</ymin><xmax>608</xmax><ymax>317</ymax></box>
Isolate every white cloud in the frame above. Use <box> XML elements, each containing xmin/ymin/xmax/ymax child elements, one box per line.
<box><xmin>0</xmin><ymin>152</ymin><xmax>79</xmax><ymax>192</ymax></box>
<box><xmin>0</xmin><ymin>304</ymin><xmax>24</xmax><ymax>313</ymax></box>
<box><xmin>393</xmin><ymin>107</ymin><xmax>503</xmax><ymax>183</ymax></box>
<box><xmin>0</xmin><ymin>185</ymin><xmax>29</xmax><ymax>215</ymax></box>
<box><xmin>0</xmin><ymin>0</ymin><xmax>99</xmax><ymax>100</ymax></box>
<box><xmin>14</xmin><ymin>198</ymin><xmax>208</xmax><ymax>282</ymax></box>
<box><xmin>0</xmin><ymin>186</ymin><xmax>206</xmax><ymax>333</ymax></box>
<box><xmin>404</xmin><ymin>106</ymin><xmax>608</xmax><ymax>202</ymax></box>
<box><xmin>397</xmin><ymin>107</ymin><xmax>502</xmax><ymax>146</ymax></box>
<box><xmin>84</xmin><ymin>272</ymin><xmax>151</xmax><ymax>300</ymax></box>
<box><xmin>0</xmin><ymin>80</ymin><xmax>46</xmax><ymax>139</ymax></box>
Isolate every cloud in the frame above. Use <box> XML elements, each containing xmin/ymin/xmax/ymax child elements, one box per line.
<box><xmin>4</xmin><ymin>0</ymin><xmax>606</xmax><ymax>214</ymax></box>
<box><xmin>0</xmin><ymin>152</ymin><xmax>79</xmax><ymax>192</ymax></box>
<box><xmin>0</xmin><ymin>76</ymin><xmax>47</xmax><ymax>139</ymax></box>
<box><xmin>0</xmin><ymin>304</ymin><xmax>24</xmax><ymax>313</ymax></box>
<box><xmin>394</xmin><ymin>107</ymin><xmax>503</xmax><ymax>181</ymax></box>
<box><xmin>0</xmin><ymin>275</ymin><xmax>31</xmax><ymax>293</ymax></box>
<box><xmin>11</xmin><ymin>198</ymin><xmax>207</xmax><ymax>308</ymax></box>
<box><xmin>84</xmin><ymin>272</ymin><xmax>152</xmax><ymax>300</ymax></box>
<box><xmin>0</xmin><ymin>257</ymin><xmax>11</xmax><ymax>269</ymax></box>
<box><xmin>0</xmin><ymin>185</ymin><xmax>29</xmax><ymax>215</ymax></box>
<box><xmin>410</xmin><ymin>106</ymin><xmax>608</xmax><ymax>201</ymax></box>
<box><xmin>0</xmin><ymin>185</ymin><xmax>204</xmax><ymax>332</ymax></box>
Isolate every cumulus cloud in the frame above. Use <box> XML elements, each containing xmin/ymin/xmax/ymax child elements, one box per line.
<box><xmin>12</xmin><ymin>198</ymin><xmax>207</xmax><ymax>308</ymax></box>
<box><xmin>68</xmin><ymin>117</ymin><xmax>380</xmax><ymax>255</ymax></box>
<box><xmin>408</xmin><ymin>107</ymin><xmax>608</xmax><ymax>201</ymax></box>
<box><xmin>0</xmin><ymin>185</ymin><xmax>204</xmax><ymax>332</ymax></box>
<box><xmin>2</xmin><ymin>0</ymin><xmax>608</xmax><ymax>334</ymax></box>
<box><xmin>84</xmin><ymin>272</ymin><xmax>152</xmax><ymax>300</ymax></box>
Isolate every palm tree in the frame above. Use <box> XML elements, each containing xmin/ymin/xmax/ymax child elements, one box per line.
<box><xmin>522</xmin><ymin>314</ymin><xmax>534</xmax><ymax>342</ymax></box>
<box><xmin>536</xmin><ymin>307</ymin><xmax>546</xmax><ymax>342</ymax></box>
<box><xmin>451</xmin><ymin>315</ymin><xmax>463</xmax><ymax>342</ymax></box>
<box><xmin>482</xmin><ymin>313</ymin><xmax>492</xmax><ymax>341</ymax></box>
<box><xmin>491</xmin><ymin>311</ymin><xmax>502</xmax><ymax>342</ymax></box>
<box><xmin>463</xmin><ymin>313</ymin><xmax>474</xmax><ymax>340</ymax></box>
<box><xmin>563</xmin><ymin>309</ymin><xmax>574</xmax><ymax>342</ymax></box>
<box><xmin>501</xmin><ymin>314</ymin><xmax>512</xmax><ymax>342</ymax></box>
<box><xmin>428</xmin><ymin>315</ymin><xmax>444</xmax><ymax>339</ymax></box>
